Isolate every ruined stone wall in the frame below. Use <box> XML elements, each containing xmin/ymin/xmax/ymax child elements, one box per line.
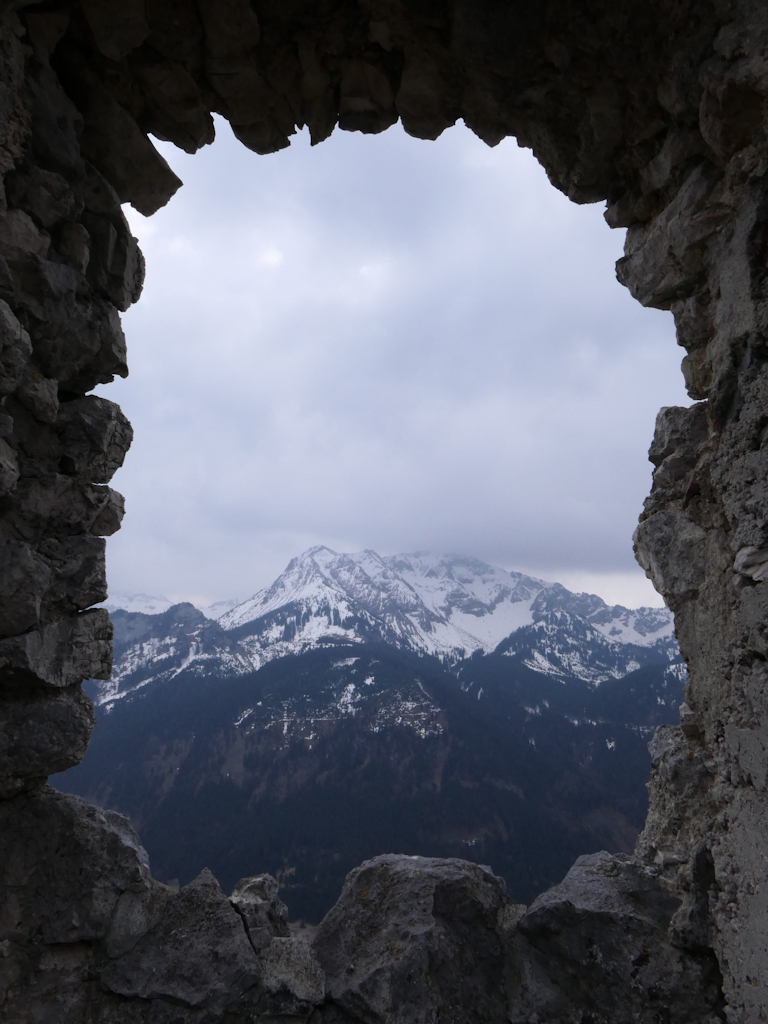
<box><xmin>630</xmin><ymin>16</ymin><xmax>768</xmax><ymax>1016</ymax></box>
<box><xmin>0</xmin><ymin>9</ymin><xmax>135</xmax><ymax>801</ymax></box>
<box><xmin>2</xmin><ymin>0</ymin><xmax>768</xmax><ymax>1020</ymax></box>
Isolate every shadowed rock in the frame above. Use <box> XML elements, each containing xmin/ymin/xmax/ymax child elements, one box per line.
<box><xmin>508</xmin><ymin>851</ymin><xmax>725</xmax><ymax>1023</ymax></box>
<box><xmin>313</xmin><ymin>854</ymin><xmax>514</xmax><ymax>1024</ymax></box>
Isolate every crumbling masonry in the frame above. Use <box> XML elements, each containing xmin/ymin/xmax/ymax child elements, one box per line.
<box><xmin>1</xmin><ymin>1</ymin><xmax>768</xmax><ymax>1020</ymax></box>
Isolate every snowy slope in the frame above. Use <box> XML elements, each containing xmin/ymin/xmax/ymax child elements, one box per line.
<box><xmin>97</xmin><ymin>603</ymin><xmax>255</xmax><ymax>709</ymax></box>
<box><xmin>218</xmin><ymin>547</ymin><xmax>675</xmax><ymax>675</ymax></box>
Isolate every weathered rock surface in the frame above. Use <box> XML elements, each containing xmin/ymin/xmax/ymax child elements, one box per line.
<box><xmin>305</xmin><ymin>852</ymin><xmax>723</xmax><ymax>1024</ymax></box>
<box><xmin>2</xmin><ymin>0</ymin><xmax>768</xmax><ymax>1018</ymax></box>
<box><xmin>313</xmin><ymin>854</ymin><xmax>513</xmax><ymax>1024</ymax></box>
<box><xmin>0</xmin><ymin>785</ymin><xmax>319</xmax><ymax>1022</ymax></box>
<box><xmin>509</xmin><ymin>851</ymin><xmax>724</xmax><ymax>1023</ymax></box>
<box><xmin>0</xmin><ymin>798</ymin><xmax>722</xmax><ymax>1024</ymax></box>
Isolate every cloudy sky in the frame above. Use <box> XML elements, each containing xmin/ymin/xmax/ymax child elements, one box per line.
<box><xmin>98</xmin><ymin>117</ymin><xmax>688</xmax><ymax>609</ymax></box>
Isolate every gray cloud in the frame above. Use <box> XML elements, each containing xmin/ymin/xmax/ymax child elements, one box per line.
<box><xmin>98</xmin><ymin>119</ymin><xmax>688</xmax><ymax>608</ymax></box>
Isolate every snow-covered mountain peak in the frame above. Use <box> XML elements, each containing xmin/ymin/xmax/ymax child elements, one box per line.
<box><xmin>94</xmin><ymin>548</ymin><xmax>680</xmax><ymax>706</ymax></box>
<box><xmin>219</xmin><ymin>546</ymin><xmax>426</xmax><ymax>633</ymax></box>
<box><xmin>384</xmin><ymin>552</ymin><xmax>546</xmax><ymax>619</ymax></box>
<box><xmin>215</xmin><ymin>547</ymin><xmax>676</xmax><ymax>679</ymax></box>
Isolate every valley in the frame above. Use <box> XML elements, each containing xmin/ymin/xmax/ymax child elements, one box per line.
<box><xmin>54</xmin><ymin>549</ymin><xmax>684</xmax><ymax>923</ymax></box>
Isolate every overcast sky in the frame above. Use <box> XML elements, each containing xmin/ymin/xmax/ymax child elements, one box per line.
<box><xmin>98</xmin><ymin>117</ymin><xmax>688</xmax><ymax>610</ymax></box>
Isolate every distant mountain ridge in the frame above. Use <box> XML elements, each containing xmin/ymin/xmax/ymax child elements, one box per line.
<box><xmin>94</xmin><ymin>547</ymin><xmax>678</xmax><ymax>710</ymax></box>
<box><xmin>218</xmin><ymin>547</ymin><xmax>673</xmax><ymax>660</ymax></box>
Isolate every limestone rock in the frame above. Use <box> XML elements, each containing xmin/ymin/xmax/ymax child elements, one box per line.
<box><xmin>230</xmin><ymin>873</ymin><xmax>290</xmax><ymax>952</ymax></box>
<box><xmin>508</xmin><ymin>851</ymin><xmax>724</xmax><ymax>1023</ymax></box>
<box><xmin>0</xmin><ymin>436</ymin><xmax>19</xmax><ymax>495</ymax></box>
<box><xmin>636</xmin><ymin>725</ymin><xmax>719</xmax><ymax>873</ymax></box>
<box><xmin>0</xmin><ymin>537</ymin><xmax>52</xmax><ymax>638</ymax></box>
<box><xmin>634</xmin><ymin>510</ymin><xmax>708</xmax><ymax>599</ymax></box>
<box><xmin>0</xmin><ymin>787</ymin><xmax>152</xmax><ymax>945</ymax></box>
<box><xmin>15</xmin><ymin>367</ymin><xmax>59</xmax><ymax>423</ymax></box>
<box><xmin>648</xmin><ymin>404</ymin><xmax>710</xmax><ymax>468</ymax></box>
<box><xmin>5</xmin><ymin>166</ymin><xmax>77</xmax><ymax>230</ymax></box>
<box><xmin>313</xmin><ymin>854</ymin><xmax>511</xmax><ymax>1024</ymax></box>
<box><xmin>55</xmin><ymin>395</ymin><xmax>133</xmax><ymax>483</ymax></box>
<box><xmin>0</xmin><ymin>608</ymin><xmax>112</xmax><ymax>688</ymax></box>
<box><xmin>100</xmin><ymin>868</ymin><xmax>260</xmax><ymax>1011</ymax></box>
<box><xmin>255</xmin><ymin>937</ymin><xmax>325</xmax><ymax>1017</ymax></box>
<box><xmin>0</xmin><ymin>209</ymin><xmax>50</xmax><ymax>260</ymax></box>
<box><xmin>27</xmin><ymin>64</ymin><xmax>83</xmax><ymax>173</ymax></box>
<box><xmin>79</xmin><ymin>0</ymin><xmax>149</xmax><ymax>62</ymax></box>
<box><xmin>0</xmin><ymin>297</ymin><xmax>32</xmax><ymax>394</ymax></box>
<box><xmin>77</xmin><ymin>76</ymin><xmax>183</xmax><ymax>217</ymax></box>
<box><xmin>0</xmin><ymin>684</ymin><xmax>94</xmax><ymax>797</ymax></box>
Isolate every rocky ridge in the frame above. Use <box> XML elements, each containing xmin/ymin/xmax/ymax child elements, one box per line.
<box><xmin>1</xmin><ymin>0</ymin><xmax>768</xmax><ymax>1019</ymax></box>
<box><xmin>220</xmin><ymin>546</ymin><xmax>675</xmax><ymax>664</ymax></box>
<box><xmin>0</xmin><ymin>785</ymin><xmax>724</xmax><ymax>1024</ymax></box>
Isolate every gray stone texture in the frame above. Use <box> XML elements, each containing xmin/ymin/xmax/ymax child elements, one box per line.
<box><xmin>509</xmin><ymin>851</ymin><xmax>724</xmax><ymax>1023</ymax></box>
<box><xmin>0</xmin><ymin>785</ymin><xmax>319</xmax><ymax>1022</ymax></box>
<box><xmin>313</xmin><ymin>854</ymin><xmax>513</xmax><ymax>1024</ymax></box>
<box><xmin>2</xmin><ymin>0</ymin><xmax>768</xmax><ymax>1019</ymax></box>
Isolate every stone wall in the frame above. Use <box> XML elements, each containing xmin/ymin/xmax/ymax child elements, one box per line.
<box><xmin>2</xmin><ymin>0</ymin><xmax>768</xmax><ymax>1019</ymax></box>
<box><xmin>0</xmin><ymin>7</ymin><xmax>135</xmax><ymax>802</ymax></box>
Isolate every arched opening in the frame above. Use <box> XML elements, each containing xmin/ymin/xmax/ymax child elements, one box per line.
<box><xmin>0</xmin><ymin>1</ymin><xmax>764</xmax><ymax>1018</ymax></box>
<box><xmin>101</xmin><ymin>119</ymin><xmax>688</xmax><ymax>606</ymax></box>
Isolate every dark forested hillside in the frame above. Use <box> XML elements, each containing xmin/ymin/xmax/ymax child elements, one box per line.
<box><xmin>55</xmin><ymin>640</ymin><xmax>683</xmax><ymax>923</ymax></box>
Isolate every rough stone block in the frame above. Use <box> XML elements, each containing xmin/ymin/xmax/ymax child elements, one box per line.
<box><xmin>59</xmin><ymin>297</ymin><xmax>128</xmax><ymax>391</ymax></box>
<box><xmin>313</xmin><ymin>854</ymin><xmax>510</xmax><ymax>1024</ymax></box>
<box><xmin>0</xmin><ymin>608</ymin><xmax>112</xmax><ymax>688</ymax></box>
<box><xmin>0</xmin><ymin>537</ymin><xmax>51</xmax><ymax>638</ymax></box>
<box><xmin>0</xmin><ymin>208</ymin><xmax>50</xmax><ymax>259</ymax></box>
<box><xmin>5</xmin><ymin>166</ymin><xmax>77</xmax><ymax>229</ymax></box>
<box><xmin>38</xmin><ymin>534</ymin><xmax>108</xmax><ymax>613</ymax></box>
<box><xmin>0</xmin><ymin>436</ymin><xmax>18</xmax><ymax>495</ymax></box>
<box><xmin>0</xmin><ymin>787</ymin><xmax>152</xmax><ymax>943</ymax></box>
<box><xmin>255</xmin><ymin>937</ymin><xmax>325</xmax><ymax>1017</ymax></box>
<box><xmin>508</xmin><ymin>851</ymin><xmax>724</xmax><ymax>1023</ymax></box>
<box><xmin>56</xmin><ymin>395</ymin><xmax>133</xmax><ymax>483</ymax></box>
<box><xmin>27</xmin><ymin>66</ymin><xmax>82</xmax><ymax>172</ymax></box>
<box><xmin>81</xmin><ymin>210</ymin><xmax>146</xmax><ymax>312</ymax></box>
<box><xmin>634</xmin><ymin>510</ymin><xmax>708</xmax><ymax>599</ymax></box>
<box><xmin>79</xmin><ymin>0</ymin><xmax>150</xmax><ymax>62</ymax></box>
<box><xmin>649</xmin><ymin>403</ymin><xmax>710</xmax><ymax>467</ymax></box>
<box><xmin>16</xmin><ymin>367</ymin><xmax>59</xmax><ymax>422</ymax></box>
<box><xmin>101</xmin><ymin>868</ymin><xmax>260</xmax><ymax>1011</ymax></box>
<box><xmin>78</xmin><ymin>79</ymin><xmax>182</xmax><ymax>216</ymax></box>
<box><xmin>230</xmin><ymin>873</ymin><xmax>290</xmax><ymax>952</ymax></box>
<box><xmin>0</xmin><ymin>297</ymin><xmax>32</xmax><ymax>395</ymax></box>
<box><xmin>0</xmin><ymin>684</ymin><xmax>95</xmax><ymax>796</ymax></box>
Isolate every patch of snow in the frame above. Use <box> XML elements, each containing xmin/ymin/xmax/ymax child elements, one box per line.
<box><xmin>337</xmin><ymin>683</ymin><xmax>358</xmax><ymax>714</ymax></box>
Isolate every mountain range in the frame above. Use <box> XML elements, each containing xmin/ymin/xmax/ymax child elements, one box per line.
<box><xmin>97</xmin><ymin>547</ymin><xmax>678</xmax><ymax>708</ymax></box>
<box><xmin>56</xmin><ymin>548</ymin><xmax>685</xmax><ymax>923</ymax></box>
